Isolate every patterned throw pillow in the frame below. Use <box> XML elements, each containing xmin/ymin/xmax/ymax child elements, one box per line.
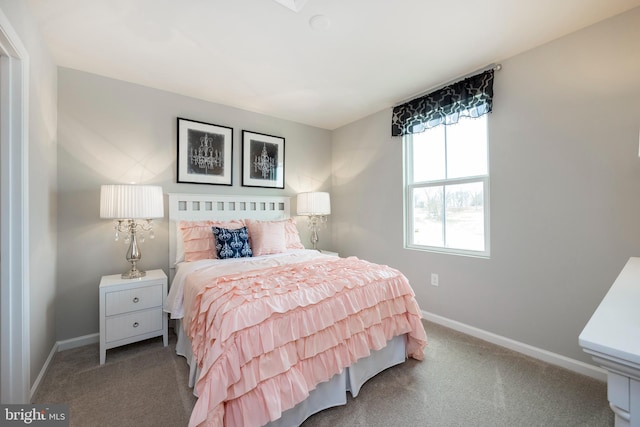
<box><xmin>212</xmin><ymin>226</ymin><xmax>253</xmax><ymax>259</ymax></box>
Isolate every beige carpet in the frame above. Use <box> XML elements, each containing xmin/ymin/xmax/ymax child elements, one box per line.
<box><xmin>33</xmin><ymin>333</ymin><xmax>196</xmax><ymax>427</ymax></box>
<box><xmin>302</xmin><ymin>322</ymin><xmax>613</xmax><ymax>427</ymax></box>
<box><xmin>34</xmin><ymin>321</ymin><xmax>613</xmax><ymax>427</ymax></box>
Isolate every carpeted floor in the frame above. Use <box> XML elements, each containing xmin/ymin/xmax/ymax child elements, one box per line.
<box><xmin>301</xmin><ymin>322</ymin><xmax>613</xmax><ymax>427</ymax></box>
<box><xmin>33</xmin><ymin>321</ymin><xmax>613</xmax><ymax>427</ymax></box>
<box><xmin>33</xmin><ymin>332</ymin><xmax>196</xmax><ymax>426</ymax></box>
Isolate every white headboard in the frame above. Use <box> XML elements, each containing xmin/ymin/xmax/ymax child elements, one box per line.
<box><xmin>168</xmin><ymin>193</ymin><xmax>291</xmax><ymax>276</ymax></box>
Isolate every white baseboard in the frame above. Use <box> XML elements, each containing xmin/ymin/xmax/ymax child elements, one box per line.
<box><xmin>30</xmin><ymin>333</ymin><xmax>100</xmax><ymax>401</ymax></box>
<box><xmin>422</xmin><ymin>310</ymin><xmax>606</xmax><ymax>382</ymax></box>
<box><xmin>30</xmin><ymin>342</ymin><xmax>58</xmax><ymax>401</ymax></box>
<box><xmin>57</xmin><ymin>333</ymin><xmax>99</xmax><ymax>352</ymax></box>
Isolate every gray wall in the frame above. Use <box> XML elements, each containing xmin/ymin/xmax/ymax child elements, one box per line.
<box><xmin>54</xmin><ymin>5</ymin><xmax>640</xmax><ymax>368</ymax></box>
<box><xmin>56</xmin><ymin>69</ymin><xmax>332</xmax><ymax>341</ymax></box>
<box><xmin>332</xmin><ymin>8</ymin><xmax>640</xmax><ymax>364</ymax></box>
<box><xmin>0</xmin><ymin>2</ymin><xmax>58</xmax><ymax>387</ymax></box>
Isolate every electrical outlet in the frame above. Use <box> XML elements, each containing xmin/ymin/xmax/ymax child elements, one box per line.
<box><xmin>431</xmin><ymin>273</ymin><xmax>439</xmax><ymax>286</ymax></box>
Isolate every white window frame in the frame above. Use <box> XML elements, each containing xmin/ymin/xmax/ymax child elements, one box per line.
<box><xmin>403</xmin><ymin>118</ymin><xmax>490</xmax><ymax>258</ymax></box>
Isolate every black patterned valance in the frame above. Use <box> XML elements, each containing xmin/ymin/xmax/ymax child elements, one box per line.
<box><xmin>391</xmin><ymin>69</ymin><xmax>494</xmax><ymax>137</ymax></box>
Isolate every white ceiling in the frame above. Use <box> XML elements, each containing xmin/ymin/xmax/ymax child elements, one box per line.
<box><xmin>26</xmin><ymin>0</ymin><xmax>640</xmax><ymax>130</ymax></box>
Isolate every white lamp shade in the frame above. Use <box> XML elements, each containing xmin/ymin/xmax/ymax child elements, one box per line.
<box><xmin>297</xmin><ymin>192</ymin><xmax>331</xmax><ymax>216</ymax></box>
<box><xmin>100</xmin><ymin>184</ymin><xmax>164</xmax><ymax>219</ymax></box>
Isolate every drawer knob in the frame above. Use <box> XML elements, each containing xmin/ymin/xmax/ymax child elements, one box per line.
<box><xmin>133</xmin><ymin>322</ymin><xmax>139</xmax><ymax>328</ymax></box>
<box><xmin>132</xmin><ymin>297</ymin><xmax>139</xmax><ymax>303</ymax></box>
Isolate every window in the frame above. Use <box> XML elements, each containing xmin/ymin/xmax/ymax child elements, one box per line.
<box><xmin>404</xmin><ymin>115</ymin><xmax>489</xmax><ymax>256</ymax></box>
<box><xmin>394</xmin><ymin>68</ymin><xmax>495</xmax><ymax>256</ymax></box>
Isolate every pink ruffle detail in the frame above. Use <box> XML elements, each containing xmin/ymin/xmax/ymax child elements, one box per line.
<box><xmin>187</xmin><ymin>257</ymin><xmax>427</xmax><ymax>427</ymax></box>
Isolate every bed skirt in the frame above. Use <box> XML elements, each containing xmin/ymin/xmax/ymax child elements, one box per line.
<box><xmin>173</xmin><ymin>321</ymin><xmax>408</xmax><ymax>426</ymax></box>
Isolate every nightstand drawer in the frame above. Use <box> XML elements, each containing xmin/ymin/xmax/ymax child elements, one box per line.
<box><xmin>105</xmin><ymin>308</ymin><xmax>163</xmax><ymax>342</ymax></box>
<box><xmin>105</xmin><ymin>284</ymin><xmax>163</xmax><ymax>316</ymax></box>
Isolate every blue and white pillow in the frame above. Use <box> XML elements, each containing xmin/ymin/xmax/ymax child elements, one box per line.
<box><xmin>212</xmin><ymin>226</ymin><xmax>253</xmax><ymax>259</ymax></box>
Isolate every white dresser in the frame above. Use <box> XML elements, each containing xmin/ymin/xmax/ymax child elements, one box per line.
<box><xmin>579</xmin><ymin>257</ymin><xmax>640</xmax><ymax>427</ymax></box>
<box><xmin>99</xmin><ymin>269</ymin><xmax>168</xmax><ymax>364</ymax></box>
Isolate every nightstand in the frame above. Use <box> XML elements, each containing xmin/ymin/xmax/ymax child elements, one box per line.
<box><xmin>99</xmin><ymin>269</ymin><xmax>168</xmax><ymax>364</ymax></box>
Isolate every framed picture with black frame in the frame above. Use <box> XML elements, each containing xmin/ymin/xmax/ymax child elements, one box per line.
<box><xmin>241</xmin><ymin>130</ymin><xmax>285</xmax><ymax>189</ymax></box>
<box><xmin>177</xmin><ymin>117</ymin><xmax>233</xmax><ymax>186</ymax></box>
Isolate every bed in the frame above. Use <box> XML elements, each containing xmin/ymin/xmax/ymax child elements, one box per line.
<box><xmin>164</xmin><ymin>193</ymin><xmax>427</xmax><ymax>427</ymax></box>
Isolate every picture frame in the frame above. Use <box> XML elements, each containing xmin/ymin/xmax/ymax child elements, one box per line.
<box><xmin>241</xmin><ymin>130</ymin><xmax>285</xmax><ymax>189</ymax></box>
<box><xmin>177</xmin><ymin>117</ymin><xmax>233</xmax><ymax>186</ymax></box>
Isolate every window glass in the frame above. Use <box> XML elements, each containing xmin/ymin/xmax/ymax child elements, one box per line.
<box><xmin>412</xmin><ymin>125</ymin><xmax>445</xmax><ymax>183</ymax></box>
<box><xmin>444</xmin><ymin>181</ymin><xmax>485</xmax><ymax>251</ymax></box>
<box><xmin>446</xmin><ymin>116</ymin><xmax>487</xmax><ymax>179</ymax></box>
<box><xmin>412</xmin><ymin>186</ymin><xmax>444</xmax><ymax>247</ymax></box>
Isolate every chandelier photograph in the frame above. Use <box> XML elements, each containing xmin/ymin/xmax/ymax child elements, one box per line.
<box><xmin>242</xmin><ymin>130</ymin><xmax>285</xmax><ymax>189</ymax></box>
<box><xmin>177</xmin><ymin>117</ymin><xmax>233</xmax><ymax>186</ymax></box>
<box><xmin>253</xmin><ymin>142</ymin><xmax>276</xmax><ymax>180</ymax></box>
<box><xmin>190</xmin><ymin>132</ymin><xmax>223</xmax><ymax>174</ymax></box>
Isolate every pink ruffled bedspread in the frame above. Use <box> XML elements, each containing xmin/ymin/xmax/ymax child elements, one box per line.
<box><xmin>187</xmin><ymin>256</ymin><xmax>427</xmax><ymax>427</ymax></box>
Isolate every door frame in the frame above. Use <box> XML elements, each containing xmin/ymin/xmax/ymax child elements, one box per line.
<box><xmin>0</xmin><ymin>9</ymin><xmax>30</xmax><ymax>403</ymax></box>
